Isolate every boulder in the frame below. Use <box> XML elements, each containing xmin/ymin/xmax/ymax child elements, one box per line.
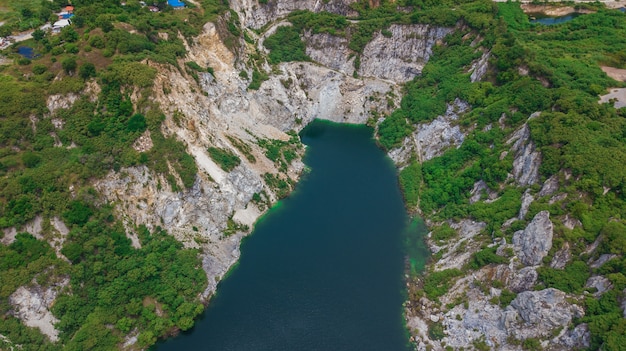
<box><xmin>509</xmin><ymin>288</ymin><xmax>584</xmax><ymax>329</ymax></box>
<box><xmin>513</xmin><ymin>211</ymin><xmax>553</xmax><ymax>266</ymax></box>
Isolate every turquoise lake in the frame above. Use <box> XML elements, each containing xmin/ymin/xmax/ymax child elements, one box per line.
<box><xmin>156</xmin><ymin>120</ymin><xmax>427</xmax><ymax>351</ymax></box>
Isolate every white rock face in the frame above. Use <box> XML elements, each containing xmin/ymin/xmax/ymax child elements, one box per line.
<box><xmin>508</xmin><ymin>123</ymin><xmax>541</xmax><ymax>186</ymax></box>
<box><xmin>586</xmin><ymin>276</ymin><xmax>612</xmax><ymax>297</ymax></box>
<box><xmin>550</xmin><ymin>242</ymin><xmax>571</xmax><ymax>269</ymax></box>
<box><xmin>230</xmin><ymin>0</ymin><xmax>358</xmax><ymax>29</ymax></box>
<box><xmin>304</xmin><ymin>31</ymin><xmax>355</xmax><ymax>76</ymax></box>
<box><xmin>470</xmin><ymin>50</ymin><xmax>490</xmax><ymax>83</ymax></box>
<box><xmin>513</xmin><ymin>211</ymin><xmax>553</xmax><ymax>266</ymax></box>
<box><xmin>430</xmin><ymin>219</ymin><xmax>486</xmax><ymax>271</ymax></box>
<box><xmin>509</xmin><ymin>289</ymin><xmax>585</xmax><ymax>334</ymax></box>
<box><xmin>9</xmin><ymin>278</ymin><xmax>68</xmax><ymax>342</ymax></box>
<box><xmin>508</xmin><ymin>266</ymin><xmax>538</xmax><ymax>293</ymax></box>
<box><xmin>538</xmin><ymin>174</ymin><xmax>559</xmax><ymax>197</ymax></box>
<box><xmin>469</xmin><ymin>179</ymin><xmax>498</xmax><ymax>204</ymax></box>
<box><xmin>518</xmin><ymin>188</ymin><xmax>534</xmax><ymax>220</ymax></box>
<box><xmin>359</xmin><ymin>25</ymin><xmax>453</xmax><ymax>82</ymax></box>
<box><xmin>389</xmin><ymin>99</ymin><xmax>468</xmax><ymax>165</ymax></box>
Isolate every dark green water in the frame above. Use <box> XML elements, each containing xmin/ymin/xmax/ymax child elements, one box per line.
<box><xmin>157</xmin><ymin>120</ymin><xmax>425</xmax><ymax>351</ymax></box>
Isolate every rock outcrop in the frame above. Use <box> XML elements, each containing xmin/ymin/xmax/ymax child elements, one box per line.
<box><xmin>513</xmin><ymin>211</ymin><xmax>553</xmax><ymax>266</ymax></box>
<box><xmin>359</xmin><ymin>25</ymin><xmax>452</xmax><ymax>82</ymax></box>
<box><xmin>508</xmin><ymin>123</ymin><xmax>541</xmax><ymax>186</ymax></box>
<box><xmin>230</xmin><ymin>0</ymin><xmax>358</xmax><ymax>29</ymax></box>
<box><xmin>389</xmin><ymin>99</ymin><xmax>468</xmax><ymax>165</ymax></box>
<box><xmin>9</xmin><ymin>277</ymin><xmax>69</xmax><ymax>342</ymax></box>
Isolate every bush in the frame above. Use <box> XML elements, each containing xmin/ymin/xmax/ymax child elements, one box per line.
<box><xmin>537</xmin><ymin>261</ymin><xmax>590</xmax><ymax>293</ymax></box>
<box><xmin>63</xmin><ymin>201</ymin><xmax>93</xmax><ymax>226</ymax></box>
<box><xmin>79</xmin><ymin>62</ymin><xmax>96</xmax><ymax>80</ymax></box>
<box><xmin>207</xmin><ymin>147</ymin><xmax>241</xmax><ymax>172</ymax></box>
<box><xmin>264</xmin><ymin>26</ymin><xmax>309</xmax><ymax>64</ymax></box>
<box><xmin>62</xmin><ymin>57</ymin><xmax>77</xmax><ymax>75</ymax></box>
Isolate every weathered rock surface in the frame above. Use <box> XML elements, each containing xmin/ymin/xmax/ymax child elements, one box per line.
<box><xmin>538</xmin><ymin>174</ymin><xmax>559</xmax><ymax>197</ymax></box>
<box><xmin>230</xmin><ymin>0</ymin><xmax>358</xmax><ymax>29</ymax></box>
<box><xmin>513</xmin><ymin>211</ymin><xmax>553</xmax><ymax>266</ymax></box>
<box><xmin>9</xmin><ymin>277</ymin><xmax>69</xmax><ymax>342</ymax></box>
<box><xmin>586</xmin><ymin>276</ymin><xmax>612</xmax><ymax>297</ymax></box>
<box><xmin>430</xmin><ymin>219</ymin><xmax>486</xmax><ymax>271</ymax></box>
<box><xmin>550</xmin><ymin>242</ymin><xmax>571</xmax><ymax>269</ymax></box>
<box><xmin>509</xmin><ymin>289</ymin><xmax>584</xmax><ymax>335</ymax></box>
<box><xmin>389</xmin><ymin>99</ymin><xmax>468</xmax><ymax>165</ymax></box>
<box><xmin>470</xmin><ymin>50</ymin><xmax>490</xmax><ymax>82</ymax></box>
<box><xmin>508</xmin><ymin>123</ymin><xmax>541</xmax><ymax>186</ymax></box>
<box><xmin>359</xmin><ymin>24</ymin><xmax>452</xmax><ymax>82</ymax></box>
<box><xmin>508</xmin><ymin>266</ymin><xmax>538</xmax><ymax>293</ymax></box>
<box><xmin>91</xmin><ymin>16</ymin><xmax>445</xmax><ymax>303</ymax></box>
<box><xmin>304</xmin><ymin>31</ymin><xmax>355</xmax><ymax>75</ymax></box>
<box><xmin>518</xmin><ymin>188</ymin><xmax>534</xmax><ymax>220</ymax></box>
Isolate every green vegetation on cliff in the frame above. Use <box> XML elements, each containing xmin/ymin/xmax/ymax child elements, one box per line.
<box><xmin>0</xmin><ymin>1</ymin><xmax>224</xmax><ymax>349</ymax></box>
<box><xmin>387</xmin><ymin>2</ymin><xmax>626</xmax><ymax>349</ymax></box>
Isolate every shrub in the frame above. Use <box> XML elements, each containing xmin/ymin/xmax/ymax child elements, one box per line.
<box><xmin>207</xmin><ymin>147</ymin><xmax>241</xmax><ymax>172</ymax></box>
<box><xmin>62</xmin><ymin>57</ymin><xmax>77</xmax><ymax>75</ymax></box>
<box><xmin>264</xmin><ymin>26</ymin><xmax>309</xmax><ymax>64</ymax></box>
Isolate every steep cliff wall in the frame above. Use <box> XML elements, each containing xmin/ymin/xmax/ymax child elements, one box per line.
<box><xmin>230</xmin><ymin>0</ymin><xmax>359</xmax><ymax>29</ymax></box>
<box><xmin>91</xmin><ymin>18</ymin><xmax>438</xmax><ymax>303</ymax></box>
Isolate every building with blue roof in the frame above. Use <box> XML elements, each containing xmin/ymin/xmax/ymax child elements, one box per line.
<box><xmin>168</xmin><ymin>0</ymin><xmax>185</xmax><ymax>8</ymax></box>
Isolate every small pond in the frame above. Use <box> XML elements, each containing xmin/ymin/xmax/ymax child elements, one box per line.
<box><xmin>17</xmin><ymin>46</ymin><xmax>35</xmax><ymax>59</ymax></box>
<box><xmin>529</xmin><ymin>13</ymin><xmax>581</xmax><ymax>25</ymax></box>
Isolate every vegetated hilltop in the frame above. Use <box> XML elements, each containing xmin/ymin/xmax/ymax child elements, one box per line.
<box><xmin>0</xmin><ymin>0</ymin><xmax>624</xmax><ymax>350</ymax></box>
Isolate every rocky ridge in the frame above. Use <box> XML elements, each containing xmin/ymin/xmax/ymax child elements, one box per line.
<box><xmin>402</xmin><ymin>117</ymin><xmax>593</xmax><ymax>350</ymax></box>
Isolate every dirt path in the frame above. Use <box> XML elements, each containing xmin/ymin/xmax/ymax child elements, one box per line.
<box><xmin>601</xmin><ymin>66</ymin><xmax>626</xmax><ymax>82</ymax></box>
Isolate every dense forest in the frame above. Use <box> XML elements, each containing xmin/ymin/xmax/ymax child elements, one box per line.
<box><xmin>1</xmin><ymin>0</ymin><xmax>625</xmax><ymax>349</ymax></box>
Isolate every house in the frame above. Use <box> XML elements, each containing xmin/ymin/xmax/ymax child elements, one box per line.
<box><xmin>65</xmin><ymin>5</ymin><xmax>74</xmax><ymax>13</ymax></box>
<box><xmin>52</xmin><ymin>19</ymin><xmax>71</xmax><ymax>32</ymax></box>
<box><xmin>58</xmin><ymin>12</ymin><xmax>74</xmax><ymax>20</ymax></box>
<box><xmin>148</xmin><ymin>5</ymin><xmax>159</xmax><ymax>12</ymax></box>
<box><xmin>167</xmin><ymin>0</ymin><xmax>185</xmax><ymax>9</ymax></box>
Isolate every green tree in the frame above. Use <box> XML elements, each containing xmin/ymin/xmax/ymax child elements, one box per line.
<box><xmin>79</xmin><ymin>63</ymin><xmax>96</xmax><ymax>80</ymax></box>
<box><xmin>32</xmin><ymin>29</ymin><xmax>45</xmax><ymax>42</ymax></box>
<box><xmin>62</xmin><ymin>57</ymin><xmax>77</xmax><ymax>75</ymax></box>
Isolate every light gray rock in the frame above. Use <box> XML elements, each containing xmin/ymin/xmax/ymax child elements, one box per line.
<box><xmin>589</xmin><ymin>253</ymin><xmax>618</xmax><ymax>269</ymax></box>
<box><xmin>470</xmin><ymin>50</ymin><xmax>490</xmax><ymax>83</ymax></box>
<box><xmin>416</xmin><ymin>99</ymin><xmax>468</xmax><ymax>161</ymax></box>
<box><xmin>508</xmin><ymin>266</ymin><xmax>538</xmax><ymax>293</ymax></box>
<box><xmin>9</xmin><ymin>277</ymin><xmax>68</xmax><ymax>342</ymax></box>
<box><xmin>508</xmin><ymin>123</ymin><xmax>541</xmax><ymax>186</ymax></box>
<box><xmin>538</xmin><ymin>175</ymin><xmax>559</xmax><ymax>197</ymax></box>
<box><xmin>359</xmin><ymin>24</ymin><xmax>453</xmax><ymax>82</ymax></box>
<box><xmin>562</xmin><ymin>214</ymin><xmax>582</xmax><ymax>230</ymax></box>
<box><xmin>303</xmin><ymin>31</ymin><xmax>354</xmax><ymax>76</ymax></box>
<box><xmin>469</xmin><ymin>180</ymin><xmax>498</xmax><ymax>204</ymax></box>
<box><xmin>388</xmin><ymin>99</ymin><xmax>468</xmax><ymax>165</ymax></box>
<box><xmin>518</xmin><ymin>188</ymin><xmax>534</xmax><ymax>220</ymax></box>
<box><xmin>556</xmin><ymin>323</ymin><xmax>590</xmax><ymax>350</ymax></box>
<box><xmin>550</xmin><ymin>242</ymin><xmax>571</xmax><ymax>269</ymax></box>
<box><xmin>513</xmin><ymin>211</ymin><xmax>553</xmax><ymax>266</ymax></box>
<box><xmin>510</xmin><ymin>289</ymin><xmax>583</xmax><ymax>327</ymax></box>
<box><xmin>585</xmin><ymin>276</ymin><xmax>612</xmax><ymax>297</ymax></box>
<box><xmin>230</xmin><ymin>0</ymin><xmax>358</xmax><ymax>29</ymax></box>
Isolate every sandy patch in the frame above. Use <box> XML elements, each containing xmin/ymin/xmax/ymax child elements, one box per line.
<box><xmin>599</xmin><ymin>88</ymin><xmax>626</xmax><ymax>108</ymax></box>
<box><xmin>601</xmin><ymin>66</ymin><xmax>626</xmax><ymax>82</ymax></box>
<box><xmin>232</xmin><ymin>205</ymin><xmax>262</xmax><ymax>228</ymax></box>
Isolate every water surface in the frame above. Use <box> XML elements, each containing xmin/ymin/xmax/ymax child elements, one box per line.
<box><xmin>157</xmin><ymin>120</ymin><xmax>424</xmax><ymax>351</ymax></box>
<box><xmin>529</xmin><ymin>13</ymin><xmax>580</xmax><ymax>25</ymax></box>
